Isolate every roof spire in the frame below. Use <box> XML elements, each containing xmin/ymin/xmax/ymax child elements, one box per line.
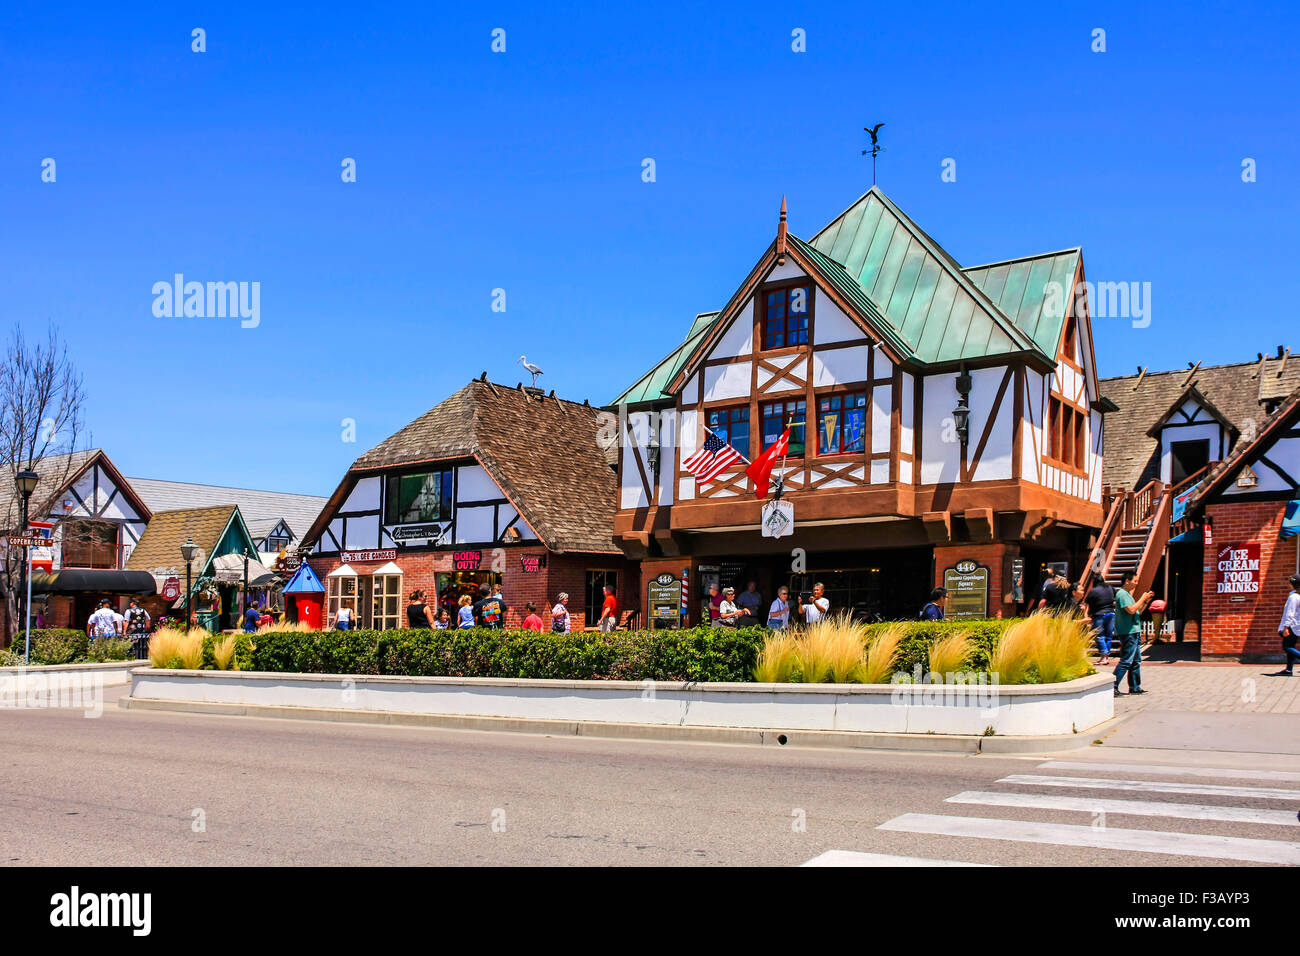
<box><xmin>776</xmin><ymin>195</ymin><xmax>788</xmax><ymax>265</ymax></box>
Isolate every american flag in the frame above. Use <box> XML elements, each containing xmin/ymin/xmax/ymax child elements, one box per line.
<box><xmin>683</xmin><ymin>432</ymin><xmax>743</xmax><ymax>484</ymax></box>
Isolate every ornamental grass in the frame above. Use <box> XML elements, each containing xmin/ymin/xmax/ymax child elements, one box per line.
<box><xmin>148</xmin><ymin>627</ymin><xmax>206</xmax><ymax>669</ymax></box>
<box><xmin>927</xmin><ymin>630</ymin><xmax>975</xmax><ymax>681</ymax></box>
<box><xmin>212</xmin><ymin>635</ymin><xmax>237</xmax><ymax>670</ymax></box>
<box><xmin>855</xmin><ymin>621</ymin><xmax>904</xmax><ymax>684</ymax></box>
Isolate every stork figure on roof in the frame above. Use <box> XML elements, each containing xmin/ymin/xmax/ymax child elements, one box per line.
<box><xmin>862</xmin><ymin>123</ymin><xmax>886</xmax><ymax>185</ymax></box>
<box><xmin>519</xmin><ymin>355</ymin><xmax>544</xmax><ymax>388</ymax></box>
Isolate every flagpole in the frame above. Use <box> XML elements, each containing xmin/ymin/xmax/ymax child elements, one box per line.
<box><xmin>698</xmin><ymin>422</ymin><xmax>751</xmax><ymax>465</ymax></box>
<box><xmin>774</xmin><ymin>415</ymin><xmax>794</xmax><ymax>498</ymax></box>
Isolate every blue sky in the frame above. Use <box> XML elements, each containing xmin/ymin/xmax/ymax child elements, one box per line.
<box><xmin>3</xmin><ymin>1</ymin><xmax>1297</xmax><ymax>495</ymax></box>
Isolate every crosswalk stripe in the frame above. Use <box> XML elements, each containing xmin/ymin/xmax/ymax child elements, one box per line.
<box><xmin>948</xmin><ymin>790</ymin><xmax>1300</xmax><ymax>827</ymax></box>
<box><xmin>999</xmin><ymin>773</ymin><xmax>1300</xmax><ymax>802</ymax></box>
<box><xmin>1039</xmin><ymin>760</ymin><xmax>1300</xmax><ymax>783</ymax></box>
<box><xmin>802</xmin><ymin>850</ymin><xmax>991</xmax><ymax>867</ymax></box>
<box><xmin>878</xmin><ymin>813</ymin><xmax>1300</xmax><ymax>865</ymax></box>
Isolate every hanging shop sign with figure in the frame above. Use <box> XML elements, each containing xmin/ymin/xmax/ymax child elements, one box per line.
<box><xmin>760</xmin><ymin>499</ymin><xmax>794</xmax><ymax>539</ymax></box>
<box><xmin>647</xmin><ymin>572</ymin><xmax>683</xmax><ymax>630</ymax></box>
<box><xmin>943</xmin><ymin>559</ymin><xmax>989</xmax><ymax>619</ymax></box>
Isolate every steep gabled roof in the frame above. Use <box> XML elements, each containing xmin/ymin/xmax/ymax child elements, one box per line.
<box><xmin>1188</xmin><ymin>384</ymin><xmax>1300</xmax><ymax>509</ymax></box>
<box><xmin>1144</xmin><ymin>385</ymin><xmax>1239</xmax><ymax>439</ymax></box>
<box><xmin>808</xmin><ymin>188</ymin><xmax>1048</xmax><ymax>364</ymax></box>
<box><xmin>1</xmin><ymin>449</ymin><xmax>152</xmax><ymax>528</ymax></box>
<box><xmin>963</xmin><ymin>248</ymin><xmax>1082</xmax><ymax>358</ymax></box>
<box><xmin>125</xmin><ymin>504</ymin><xmax>247</xmax><ymax>574</ymax></box>
<box><xmin>310</xmin><ymin>379</ymin><xmax>620</xmax><ymax>554</ymax></box>
<box><xmin>612</xmin><ymin>314</ymin><xmax>719</xmax><ymax>406</ymax></box>
<box><xmin>1100</xmin><ymin>353</ymin><xmax>1300</xmax><ymax>490</ymax></box>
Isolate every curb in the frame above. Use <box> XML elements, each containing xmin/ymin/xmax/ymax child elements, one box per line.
<box><xmin>118</xmin><ymin>695</ymin><xmax>1115</xmax><ymax>754</ymax></box>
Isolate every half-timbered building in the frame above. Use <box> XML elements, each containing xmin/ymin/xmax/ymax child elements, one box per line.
<box><xmin>612</xmin><ymin>188</ymin><xmax>1106</xmax><ymax>622</ymax></box>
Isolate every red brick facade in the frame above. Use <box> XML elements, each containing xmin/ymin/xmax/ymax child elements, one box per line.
<box><xmin>307</xmin><ymin>546</ymin><xmax>637</xmax><ymax>631</ymax></box>
<box><xmin>1200</xmin><ymin>500</ymin><xmax>1295</xmax><ymax>661</ymax></box>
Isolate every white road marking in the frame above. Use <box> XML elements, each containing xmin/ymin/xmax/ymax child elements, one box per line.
<box><xmin>948</xmin><ymin>790</ymin><xmax>1300</xmax><ymax>827</ymax></box>
<box><xmin>878</xmin><ymin>813</ymin><xmax>1300</xmax><ymax>865</ymax></box>
<box><xmin>802</xmin><ymin>850</ymin><xmax>991</xmax><ymax>867</ymax></box>
<box><xmin>1038</xmin><ymin>760</ymin><xmax>1300</xmax><ymax>783</ymax></box>
<box><xmin>999</xmin><ymin>774</ymin><xmax>1300</xmax><ymax>802</ymax></box>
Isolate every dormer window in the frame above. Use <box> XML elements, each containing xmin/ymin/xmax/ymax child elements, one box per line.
<box><xmin>762</xmin><ymin>283</ymin><xmax>812</xmax><ymax>349</ymax></box>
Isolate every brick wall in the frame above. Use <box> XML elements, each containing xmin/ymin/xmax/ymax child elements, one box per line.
<box><xmin>1200</xmin><ymin>500</ymin><xmax>1295</xmax><ymax>661</ymax></box>
<box><xmin>307</xmin><ymin>547</ymin><xmax>637</xmax><ymax>631</ymax></box>
<box><xmin>933</xmin><ymin>542</ymin><xmax>1018</xmax><ymax>619</ymax></box>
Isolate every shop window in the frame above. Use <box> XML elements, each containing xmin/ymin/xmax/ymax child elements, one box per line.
<box><xmin>761</xmin><ymin>399</ymin><xmax>806</xmax><ymax>455</ymax></box>
<box><xmin>1062</xmin><ymin>316</ymin><xmax>1076</xmax><ymax>362</ymax></box>
<box><xmin>60</xmin><ymin>520</ymin><xmax>121</xmax><ymax>569</ymax></box>
<box><xmin>1047</xmin><ymin>395</ymin><xmax>1087</xmax><ymax>472</ymax></box>
<box><xmin>434</xmin><ymin>569</ymin><xmax>502</xmax><ymax>620</ymax></box>
<box><xmin>327</xmin><ymin>573</ymin><xmax>359</xmax><ymax>627</ymax></box>
<box><xmin>385</xmin><ymin>470</ymin><xmax>452</xmax><ymax>525</ymax></box>
<box><xmin>585</xmin><ymin>570</ymin><xmax>617</xmax><ymax>627</ymax></box>
<box><xmin>371</xmin><ymin>572</ymin><xmax>403</xmax><ymax>630</ymax></box>
<box><xmin>705</xmin><ymin>406</ymin><xmax>750</xmax><ymax>457</ymax></box>
<box><xmin>762</xmin><ymin>284</ymin><xmax>812</xmax><ymax>349</ymax></box>
<box><xmin>816</xmin><ymin>393</ymin><xmax>867</xmax><ymax>455</ymax></box>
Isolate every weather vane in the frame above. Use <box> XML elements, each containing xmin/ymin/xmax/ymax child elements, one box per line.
<box><xmin>862</xmin><ymin>123</ymin><xmax>885</xmax><ymax>185</ymax></box>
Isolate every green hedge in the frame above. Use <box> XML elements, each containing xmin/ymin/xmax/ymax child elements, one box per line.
<box><xmin>245</xmin><ymin>626</ymin><xmax>770</xmax><ymax>682</ymax></box>
<box><xmin>3</xmin><ymin>629</ymin><xmax>133</xmax><ymax>665</ymax></box>
<box><xmin>866</xmin><ymin>619</ymin><xmax>1012</xmax><ymax>676</ymax></box>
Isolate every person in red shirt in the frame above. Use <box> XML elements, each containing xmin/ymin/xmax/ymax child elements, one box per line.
<box><xmin>522</xmin><ymin>602</ymin><xmax>544</xmax><ymax>631</ymax></box>
<box><xmin>598</xmin><ymin>585</ymin><xmax>618</xmax><ymax>633</ymax></box>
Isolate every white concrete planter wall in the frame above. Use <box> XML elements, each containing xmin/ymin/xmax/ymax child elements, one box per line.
<box><xmin>3</xmin><ymin>658</ymin><xmax>145</xmax><ymax>690</ymax></box>
<box><xmin>127</xmin><ymin>668</ymin><xmax>1113</xmax><ymax>737</ymax></box>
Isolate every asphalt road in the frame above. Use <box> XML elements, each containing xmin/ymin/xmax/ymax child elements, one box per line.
<box><xmin>2</xmin><ymin>686</ymin><xmax>1296</xmax><ymax>866</ymax></box>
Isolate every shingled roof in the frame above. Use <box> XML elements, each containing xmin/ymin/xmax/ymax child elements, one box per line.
<box><xmin>1</xmin><ymin>449</ymin><xmax>150</xmax><ymax>528</ymax></box>
<box><xmin>127</xmin><ymin>477</ymin><xmax>326</xmax><ymax>541</ymax></box>
<box><xmin>1099</xmin><ymin>351</ymin><xmax>1300</xmax><ymax>490</ymax></box>
<box><xmin>125</xmin><ymin>505</ymin><xmax>240</xmax><ymax>573</ymax></box>
<box><xmin>314</xmin><ymin>379</ymin><xmax>619</xmax><ymax>555</ymax></box>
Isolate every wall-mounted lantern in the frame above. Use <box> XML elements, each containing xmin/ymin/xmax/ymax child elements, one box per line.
<box><xmin>953</xmin><ymin>366</ymin><xmax>973</xmax><ymax>446</ymax></box>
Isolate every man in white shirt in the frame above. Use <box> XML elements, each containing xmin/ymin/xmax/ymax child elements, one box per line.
<box><xmin>767</xmin><ymin>586</ymin><xmax>791</xmax><ymax>630</ymax></box>
<box><xmin>801</xmin><ymin>582</ymin><xmax>830</xmax><ymax>623</ymax></box>
<box><xmin>86</xmin><ymin>600</ymin><xmax>119</xmax><ymax>639</ymax></box>
<box><xmin>1272</xmin><ymin>572</ymin><xmax>1300</xmax><ymax>676</ymax></box>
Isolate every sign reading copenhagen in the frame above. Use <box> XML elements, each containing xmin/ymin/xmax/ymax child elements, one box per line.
<box><xmin>1215</xmin><ymin>543</ymin><xmax>1260</xmax><ymax>595</ymax></box>
<box><xmin>943</xmin><ymin>559</ymin><xmax>990</xmax><ymax>619</ymax></box>
<box><xmin>647</xmin><ymin>572</ymin><xmax>683</xmax><ymax>629</ymax></box>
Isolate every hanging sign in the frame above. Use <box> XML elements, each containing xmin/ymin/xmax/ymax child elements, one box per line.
<box><xmin>761</xmin><ymin>499</ymin><xmax>794</xmax><ymax>538</ymax></box>
<box><xmin>28</xmin><ymin>520</ymin><xmax>54</xmax><ymax>572</ymax></box>
<box><xmin>520</xmin><ymin>554</ymin><xmax>547</xmax><ymax>573</ymax></box>
<box><xmin>647</xmin><ymin>573</ymin><xmax>683</xmax><ymax>629</ymax></box>
<box><xmin>1215</xmin><ymin>543</ymin><xmax>1260</xmax><ymax>596</ymax></box>
<box><xmin>161</xmin><ymin>576</ymin><xmax>181</xmax><ymax>602</ymax></box>
<box><xmin>943</xmin><ymin>559</ymin><xmax>990</xmax><ymax>619</ymax></box>
<box><xmin>391</xmin><ymin>522</ymin><xmax>449</xmax><ymax>543</ymax></box>
<box><xmin>1171</xmin><ymin>481</ymin><xmax>1201</xmax><ymax>523</ymax></box>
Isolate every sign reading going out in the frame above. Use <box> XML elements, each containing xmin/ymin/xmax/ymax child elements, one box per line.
<box><xmin>647</xmin><ymin>572</ymin><xmax>683</xmax><ymax>629</ymax></box>
<box><xmin>453</xmin><ymin>550</ymin><xmax>483</xmax><ymax>571</ymax></box>
<box><xmin>520</xmin><ymin>554</ymin><xmax>546</xmax><ymax>573</ymax></box>
<box><xmin>1215</xmin><ymin>543</ymin><xmax>1260</xmax><ymax>596</ymax></box>
<box><xmin>943</xmin><ymin>559</ymin><xmax>990</xmax><ymax>619</ymax></box>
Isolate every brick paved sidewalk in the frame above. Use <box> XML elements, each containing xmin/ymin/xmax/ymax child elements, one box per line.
<box><xmin>1102</xmin><ymin>658</ymin><xmax>1300</xmax><ymax>715</ymax></box>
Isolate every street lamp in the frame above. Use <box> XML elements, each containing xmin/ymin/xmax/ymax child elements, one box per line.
<box><xmin>15</xmin><ymin>469</ymin><xmax>39</xmax><ymax>664</ymax></box>
<box><xmin>180</xmin><ymin>536</ymin><xmax>198</xmax><ymax>627</ymax></box>
<box><xmin>243</xmin><ymin>547</ymin><xmax>251</xmax><ymax>626</ymax></box>
<box><xmin>952</xmin><ymin>367</ymin><xmax>972</xmax><ymax>447</ymax></box>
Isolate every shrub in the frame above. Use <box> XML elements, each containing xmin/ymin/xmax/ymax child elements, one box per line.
<box><xmin>26</xmin><ymin>630</ymin><xmax>88</xmax><ymax>665</ymax></box>
<box><xmin>87</xmin><ymin>637</ymin><xmax>132</xmax><ymax>662</ymax></box>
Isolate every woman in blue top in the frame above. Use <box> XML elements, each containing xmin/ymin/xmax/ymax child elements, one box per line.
<box><xmin>457</xmin><ymin>594</ymin><xmax>475</xmax><ymax>628</ymax></box>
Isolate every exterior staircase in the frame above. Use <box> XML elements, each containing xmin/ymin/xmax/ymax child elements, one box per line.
<box><xmin>1080</xmin><ymin>479</ymin><xmax>1172</xmax><ymax>596</ymax></box>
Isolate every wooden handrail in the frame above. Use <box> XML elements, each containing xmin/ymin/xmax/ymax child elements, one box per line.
<box><xmin>1170</xmin><ymin>460</ymin><xmax>1218</xmax><ymax>499</ymax></box>
<box><xmin>1080</xmin><ymin>493</ymin><xmax>1127</xmax><ymax>593</ymax></box>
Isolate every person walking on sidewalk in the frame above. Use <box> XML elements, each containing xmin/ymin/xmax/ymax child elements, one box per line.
<box><xmin>598</xmin><ymin>585</ymin><xmax>618</xmax><ymax>633</ymax></box>
<box><xmin>1270</xmin><ymin>573</ymin><xmax>1300</xmax><ymax>676</ymax></box>
<box><xmin>1112</xmin><ymin>571</ymin><xmax>1155</xmax><ymax>697</ymax></box>
<box><xmin>1085</xmin><ymin>575</ymin><xmax>1117</xmax><ymax>665</ymax></box>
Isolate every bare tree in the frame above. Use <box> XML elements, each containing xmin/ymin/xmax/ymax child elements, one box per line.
<box><xmin>0</xmin><ymin>324</ymin><xmax>86</xmax><ymax>643</ymax></box>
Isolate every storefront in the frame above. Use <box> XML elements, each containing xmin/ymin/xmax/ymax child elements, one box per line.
<box><xmin>303</xmin><ymin>377</ymin><xmax>636</xmax><ymax>630</ymax></box>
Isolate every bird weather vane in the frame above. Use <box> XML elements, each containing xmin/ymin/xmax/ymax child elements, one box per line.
<box><xmin>862</xmin><ymin>123</ymin><xmax>886</xmax><ymax>185</ymax></box>
<box><xmin>518</xmin><ymin>354</ymin><xmax>544</xmax><ymax>388</ymax></box>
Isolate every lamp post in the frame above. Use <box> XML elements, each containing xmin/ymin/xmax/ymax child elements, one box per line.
<box><xmin>15</xmin><ymin>469</ymin><xmax>39</xmax><ymax>664</ymax></box>
<box><xmin>243</xmin><ymin>547</ymin><xmax>251</xmax><ymax>626</ymax></box>
<box><xmin>180</xmin><ymin>536</ymin><xmax>198</xmax><ymax>628</ymax></box>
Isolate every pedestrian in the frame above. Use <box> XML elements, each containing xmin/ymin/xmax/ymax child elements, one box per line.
<box><xmin>919</xmin><ymin>587</ymin><xmax>947</xmax><ymax>621</ymax></box>
<box><xmin>551</xmin><ymin>592</ymin><xmax>571</xmax><ymax>634</ymax></box>
<box><xmin>598</xmin><ymin>585</ymin><xmax>618</xmax><ymax>633</ymax></box>
<box><xmin>434</xmin><ymin>608</ymin><xmax>452</xmax><ymax>629</ymax></box>
<box><xmin>736</xmin><ymin>580</ymin><xmax>763</xmax><ymax>625</ymax></box>
<box><xmin>1042</xmin><ymin>574</ymin><xmax>1073</xmax><ymax>612</ymax></box>
<box><xmin>34</xmin><ymin>604</ymin><xmax>46</xmax><ymax>629</ymax></box>
<box><xmin>1085</xmin><ymin>574</ymin><xmax>1116</xmax><ymax>665</ymax></box>
<box><xmin>472</xmin><ymin>583</ymin><xmax>507</xmax><ymax>629</ymax></box>
<box><xmin>86</xmin><ymin>599</ymin><xmax>117</xmax><ymax>639</ymax></box>
<box><xmin>767</xmin><ymin>586</ymin><xmax>791</xmax><ymax>630</ymax></box>
<box><xmin>800</xmin><ymin>582</ymin><xmax>830</xmax><ymax>623</ymax></box>
<box><xmin>707</xmin><ymin>584</ymin><xmax>722</xmax><ymax>623</ymax></box>
<box><xmin>243</xmin><ymin>601</ymin><xmax>261</xmax><ymax>634</ymax></box>
<box><xmin>1035</xmin><ymin>567</ymin><xmax>1057</xmax><ymax>610</ymax></box>
<box><xmin>523</xmin><ymin>602</ymin><xmax>544</xmax><ymax>631</ymax></box>
<box><xmin>491</xmin><ymin>581</ymin><xmax>505</xmax><ymax>603</ymax></box>
<box><xmin>1269</xmin><ymin>573</ymin><xmax>1300</xmax><ymax>676</ymax></box>
<box><xmin>407</xmin><ymin>589</ymin><xmax>432</xmax><ymax>629</ymax></box>
<box><xmin>1112</xmin><ymin>571</ymin><xmax>1155</xmax><ymax>697</ymax></box>
<box><xmin>260</xmin><ymin>606</ymin><xmax>274</xmax><ymax>628</ymax></box>
<box><xmin>1070</xmin><ymin>581</ymin><xmax>1087</xmax><ymax>615</ymax></box>
<box><xmin>716</xmin><ymin>587</ymin><xmax>742</xmax><ymax>627</ymax></box>
<box><xmin>457</xmin><ymin>594</ymin><xmax>475</xmax><ymax>629</ymax></box>
<box><xmin>124</xmin><ymin>598</ymin><xmax>151</xmax><ymax>657</ymax></box>
<box><xmin>335</xmin><ymin>603</ymin><xmax>354</xmax><ymax>631</ymax></box>
<box><xmin>110</xmin><ymin>602</ymin><xmax>126</xmax><ymax>637</ymax></box>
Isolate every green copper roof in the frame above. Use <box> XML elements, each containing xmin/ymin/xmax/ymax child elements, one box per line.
<box><xmin>963</xmin><ymin>249</ymin><xmax>1080</xmax><ymax>358</ymax></box>
<box><xmin>611</xmin><ymin>313</ymin><xmax>719</xmax><ymax>405</ymax></box>
<box><xmin>808</xmin><ymin>188</ymin><xmax>1047</xmax><ymax>365</ymax></box>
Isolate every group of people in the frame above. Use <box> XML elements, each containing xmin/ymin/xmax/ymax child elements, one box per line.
<box><xmin>707</xmin><ymin>580</ymin><xmax>831</xmax><ymax>629</ymax></box>
<box><xmin>399</xmin><ymin>583</ymin><xmax>619</xmax><ymax>634</ymax></box>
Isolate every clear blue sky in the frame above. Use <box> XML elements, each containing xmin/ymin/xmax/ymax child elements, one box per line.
<box><xmin>3</xmin><ymin>1</ymin><xmax>1296</xmax><ymax>495</ymax></box>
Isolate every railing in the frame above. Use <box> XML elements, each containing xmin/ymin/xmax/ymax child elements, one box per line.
<box><xmin>56</xmin><ymin>542</ymin><xmax>133</xmax><ymax>570</ymax></box>
<box><xmin>1079</xmin><ymin>493</ymin><xmax>1127</xmax><ymax>593</ymax></box>
<box><xmin>1127</xmin><ymin>479</ymin><xmax>1164</xmax><ymax>530</ymax></box>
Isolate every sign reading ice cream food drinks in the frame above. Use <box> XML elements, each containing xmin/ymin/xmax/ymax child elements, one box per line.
<box><xmin>1215</xmin><ymin>543</ymin><xmax>1260</xmax><ymax>596</ymax></box>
